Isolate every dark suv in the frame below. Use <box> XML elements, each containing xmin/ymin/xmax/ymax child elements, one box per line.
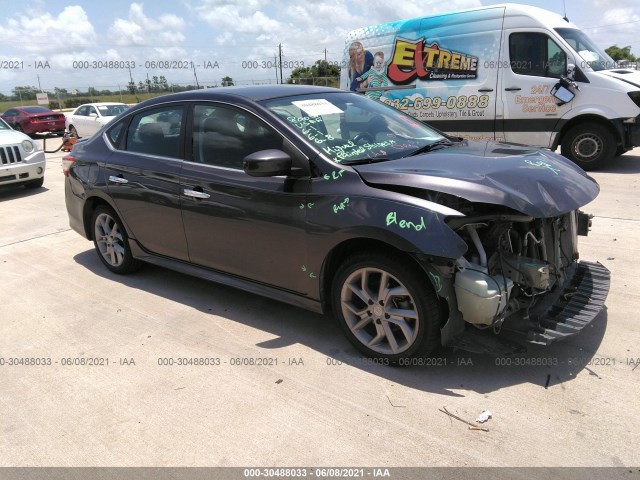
<box><xmin>64</xmin><ymin>85</ymin><xmax>610</xmax><ymax>361</ymax></box>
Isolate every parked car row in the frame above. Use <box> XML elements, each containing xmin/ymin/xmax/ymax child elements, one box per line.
<box><xmin>0</xmin><ymin>103</ymin><xmax>128</xmax><ymax>139</ymax></box>
<box><xmin>0</xmin><ymin>102</ymin><xmax>128</xmax><ymax>190</ymax></box>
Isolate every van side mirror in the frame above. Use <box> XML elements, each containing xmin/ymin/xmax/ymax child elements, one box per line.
<box><xmin>551</xmin><ymin>85</ymin><xmax>575</xmax><ymax>105</ymax></box>
<box><xmin>551</xmin><ymin>75</ymin><xmax>579</xmax><ymax>105</ymax></box>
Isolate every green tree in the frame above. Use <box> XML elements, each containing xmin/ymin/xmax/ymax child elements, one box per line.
<box><xmin>12</xmin><ymin>86</ymin><xmax>39</xmax><ymax>101</ymax></box>
<box><xmin>222</xmin><ymin>76</ymin><xmax>234</xmax><ymax>86</ymax></box>
<box><xmin>287</xmin><ymin>60</ymin><xmax>340</xmax><ymax>87</ymax></box>
<box><xmin>605</xmin><ymin>45</ymin><xmax>636</xmax><ymax>61</ymax></box>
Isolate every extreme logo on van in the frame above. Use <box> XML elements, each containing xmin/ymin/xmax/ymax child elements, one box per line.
<box><xmin>388</xmin><ymin>38</ymin><xmax>478</xmax><ymax>84</ymax></box>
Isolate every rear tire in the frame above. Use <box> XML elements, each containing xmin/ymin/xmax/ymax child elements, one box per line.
<box><xmin>561</xmin><ymin>122</ymin><xmax>616</xmax><ymax>170</ymax></box>
<box><xmin>91</xmin><ymin>205</ymin><xmax>141</xmax><ymax>274</ymax></box>
<box><xmin>331</xmin><ymin>253</ymin><xmax>443</xmax><ymax>363</ymax></box>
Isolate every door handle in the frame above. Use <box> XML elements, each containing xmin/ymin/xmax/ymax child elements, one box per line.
<box><xmin>108</xmin><ymin>175</ymin><xmax>128</xmax><ymax>184</ymax></box>
<box><xmin>478</xmin><ymin>88</ymin><xmax>494</xmax><ymax>92</ymax></box>
<box><xmin>505</xmin><ymin>87</ymin><xmax>522</xmax><ymax>92</ymax></box>
<box><xmin>183</xmin><ymin>188</ymin><xmax>210</xmax><ymax>199</ymax></box>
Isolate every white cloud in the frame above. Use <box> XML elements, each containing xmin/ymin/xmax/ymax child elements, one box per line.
<box><xmin>109</xmin><ymin>3</ymin><xmax>186</xmax><ymax>46</ymax></box>
<box><xmin>0</xmin><ymin>6</ymin><xmax>96</xmax><ymax>54</ymax></box>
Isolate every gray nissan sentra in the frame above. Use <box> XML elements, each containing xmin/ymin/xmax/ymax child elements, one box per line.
<box><xmin>63</xmin><ymin>85</ymin><xmax>610</xmax><ymax>363</ymax></box>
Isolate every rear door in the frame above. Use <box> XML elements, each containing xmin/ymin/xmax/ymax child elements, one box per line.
<box><xmin>498</xmin><ymin>30</ymin><xmax>573</xmax><ymax>146</ymax></box>
<box><xmin>103</xmin><ymin>103</ymin><xmax>189</xmax><ymax>260</ymax></box>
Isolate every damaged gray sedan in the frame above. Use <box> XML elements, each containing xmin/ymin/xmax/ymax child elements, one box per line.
<box><xmin>64</xmin><ymin>86</ymin><xmax>610</xmax><ymax>362</ymax></box>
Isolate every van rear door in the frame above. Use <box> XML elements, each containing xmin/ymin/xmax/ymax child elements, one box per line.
<box><xmin>498</xmin><ymin>29</ymin><xmax>573</xmax><ymax>146</ymax></box>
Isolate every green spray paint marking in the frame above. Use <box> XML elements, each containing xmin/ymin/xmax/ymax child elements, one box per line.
<box><xmin>524</xmin><ymin>159</ymin><xmax>560</xmax><ymax>175</ymax></box>
<box><xmin>323</xmin><ymin>169</ymin><xmax>345</xmax><ymax>181</ymax></box>
<box><xmin>299</xmin><ymin>202</ymin><xmax>315</xmax><ymax>209</ymax></box>
<box><xmin>386</xmin><ymin>211</ymin><xmax>427</xmax><ymax>232</ymax></box>
<box><xmin>332</xmin><ymin>197</ymin><xmax>350</xmax><ymax>213</ymax></box>
<box><xmin>301</xmin><ymin>265</ymin><xmax>316</xmax><ymax>279</ymax></box>
<box><xmin>428</xmin><ymin>272</ymin><xmax>442</xmax><ymax>292</ymax></box>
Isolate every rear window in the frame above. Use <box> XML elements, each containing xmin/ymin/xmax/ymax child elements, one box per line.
<box><xmin>23</xmin><ymin>106</ymin><xmax>52</xmax><ymax>113</ymax></box>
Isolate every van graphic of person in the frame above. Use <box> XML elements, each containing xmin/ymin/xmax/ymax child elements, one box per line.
<box><xmin>356</xmin><ymin>51</ymin><xmax>390</xmax><ymax>100</ymax></box>
<box><xmin>348</xmin><ymin>41</ymin><xmax>374</xmax><ymax>91</ymax></box>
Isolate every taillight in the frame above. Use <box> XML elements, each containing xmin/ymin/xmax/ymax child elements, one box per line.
<box><xmin>29</xmin><ymin>117</ymin><xmax>38</xmax><ymax>123</ymax></box>
<box><xmin>62</xmin><ymin>155</ymin><xmax>76</xmax><ymax>177</ymax></box>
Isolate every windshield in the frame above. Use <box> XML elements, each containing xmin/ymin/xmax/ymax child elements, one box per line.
<box><xmin>556</xmin><ymin>27</ymin><xmax>616</xmax><ymax>71</ymax></box>
<box><xmin>261</xmin><ymin>92</ymin><xmax>445</xmax><ymax>164</ymax></box>
<box><xmin>0</xmin><ymin>118</ymin><xmax>10</xmax><ymax>130</ymax></box>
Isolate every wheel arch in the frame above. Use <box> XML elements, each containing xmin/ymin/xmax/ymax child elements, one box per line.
<box><xmin>554</xmin><ymin>114</ymin><xmax>622</xmax><ymax>150</ymax></box>
<box><xmin>319</xmin><ymin>237</ymin><xmax>446</xmax><ymax>314</ymax></box>
<box><xmin>82</xmin><ymin>195</ymin><xmax>124</xmax><ymax>241</ymax></box>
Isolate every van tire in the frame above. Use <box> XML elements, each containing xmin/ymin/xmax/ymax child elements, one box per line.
<box><xmin>561</xmin><ymin>122</ymin><xmax>615</xmax><ymax>170</ymax></box>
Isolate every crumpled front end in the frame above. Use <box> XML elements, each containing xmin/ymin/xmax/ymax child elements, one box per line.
<box><xmin>433</xmin><ymin>207</ymin><xmax>610</xmax><ymax>350</ymax></box>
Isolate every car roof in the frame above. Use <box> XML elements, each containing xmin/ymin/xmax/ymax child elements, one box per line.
<box><xmin>137</xmin><ymin>85</ymin><xmax>342</xmax><ymax>108</ymax></box>
<box><xmin>12</xmin><ymin>106</ymin><xmax>52</xmax><ymax>111</ymax></box>
<box><xmin>79</xmin><ymin>102</ymin><xmax>127</xmax><ymax>107</ymax></box>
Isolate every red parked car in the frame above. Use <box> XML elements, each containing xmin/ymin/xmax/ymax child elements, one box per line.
<box><xmin>1</xmin><ymin>106</ymin><xmax>65</xmax><ymax>136</ymax></box>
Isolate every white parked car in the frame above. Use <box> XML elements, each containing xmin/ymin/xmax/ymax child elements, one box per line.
<box><xmin>0</xmin><ymin>118</ymin><xmax>45</xmax><ymax>189</ymax></box>
<box><xmin>65</xmin><ymin>102</ymin><xmax>129</xmax><ymax>138</ymax></box>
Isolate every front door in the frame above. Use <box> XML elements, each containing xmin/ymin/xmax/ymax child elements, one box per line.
<box><xmin>498</xmin><ymin>30</ymin><xmax>573</xmax><ymax>146</ymax></box>
<box><xmin>180</xmin><ymin>103</ymin><xmax>309</xmax><ymax>293</ymax></box>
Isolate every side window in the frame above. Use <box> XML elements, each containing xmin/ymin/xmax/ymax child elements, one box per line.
<box><xmin>125</xmin><ymin>105</ymin><xmax>184</xmax><ymax>158</ymax></box>
<box><xmin>5</xmin><ymin>109</ymin><xmax>17</xmax><ymax>116</ymax></box>
<box><xmin>87</xmin><ymin>107</ymin><xmax>98</xmax><ymax>117</ymax></box>
<box><xmin>76</xmin><ymin>106</ymin><xmax>88</xmax><ymax>116</ymax></box>
<box><xmin>192</xmin><ymin>104</ymin><xmax>283</xmax><ymax>169</ymax></box>
<box><xmin>106</xmin><ymin>122</ymin><xmax>125</xmax><ymax>147</ymax></box>
<box><xmin>509</xmin><ymin>33</ymin><xmax>566</xmax><ymax>78</ymax></box>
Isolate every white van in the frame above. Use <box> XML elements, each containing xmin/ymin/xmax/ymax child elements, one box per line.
<box><xmin>341</xmin><ymin>3</ymin><xmax>640</xmax><ymax>169</ymax></box>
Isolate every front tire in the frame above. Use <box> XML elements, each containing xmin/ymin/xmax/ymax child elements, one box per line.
<box><xmin>91</xmin><ymin>205</ymin><xmax>141</xmax><ymax>274</ymax></box>
<box><xmin>24</xmin><ymin>177</ymin><xmax>44</xmax><ymax>189</ymax></box>
<box><xmin>561</xmin><ymin>122</ymin><xmax>616</xmax><ymax>170</ymax></box>
<box><xmin>331</xmin><ymin>253</ymin><xmax>443</xmax><ymax>362</ymax></box>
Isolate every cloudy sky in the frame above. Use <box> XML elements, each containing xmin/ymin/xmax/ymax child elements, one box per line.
<box><xmin>0</xmin><ymin>0</ymin><xmax>638</xmax><ymax>95</ymax></box>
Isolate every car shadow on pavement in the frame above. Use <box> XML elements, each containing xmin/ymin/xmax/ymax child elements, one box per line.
<box><xmin>74</xmin><ymin>249</ymin><xmax>608</xmax><ymax>397</ymax></box>
<box><xmin>595</xmin><ymin>151</ymin><xmax>640</xmax><ymax>174</ymax></box>
<box><xmin>0</xmin><ymin>185</ymin><xmax>49</xmax><ymax>200</ymax></box>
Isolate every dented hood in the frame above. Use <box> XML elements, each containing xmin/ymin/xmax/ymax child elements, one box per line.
<box><xmin>353</xmin><ymin>141</ymin><xmax>600</xmax><ymax>217</ymax></box>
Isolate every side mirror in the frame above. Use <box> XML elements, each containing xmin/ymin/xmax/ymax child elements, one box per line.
<box><xmin>89</xmin><ymin>113</ymin><xmax>98</xmax><ymax>118</ymax></box>
<box><xmin>551</xmin><ymin>85</ymin><xmax>575</xmax><ymax>104</ymax></box>
<box><xmin>551</xmin><ymin>75</ymin><xmax>578</xmax><ymax>105</ymax></box>
<box><xmin>243</xmin><ymin>149</ymin><xmax>292</xmax><ymax>177</ymax></box>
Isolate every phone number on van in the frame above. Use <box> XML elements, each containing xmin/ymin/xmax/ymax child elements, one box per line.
<box><xmin>381</xmin><ymin>95</ymin><xmax>490</xmax><ymax>111</ymax></box>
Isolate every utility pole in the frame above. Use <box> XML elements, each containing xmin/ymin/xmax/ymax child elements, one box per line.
<box><xmin>275</xmin><ymin>55</ymin><xmax>278</xmax><ymax>84</ymax></box>
<box><xmin>279</xmin><ymin>44</ymin><xmax>283</xmax><ymax>84</ymax></box>
<box><xmin>37</xmin><ymin>75</ymin><xmax>42</xmax><ymax>92</ymax></box>
<box><xmin>193</xmin><ymin>63</ymin><xmax>200</xmax><ymax>88</ymax></box>
<box><xmin>128</xmin><ymin>66</ymin><xmax>135</xmax><ymax>90</ymax></box>
<box><xmin>324</xmin><ymin>48</ymin><xmax>327</xmax><ymax>62</ymax></box>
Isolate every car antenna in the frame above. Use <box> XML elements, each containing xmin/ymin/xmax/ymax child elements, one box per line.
<box><xmin>562</xmin><ymin>0</ymin><xmax>569</xmax><ymax>22</ymax></box>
